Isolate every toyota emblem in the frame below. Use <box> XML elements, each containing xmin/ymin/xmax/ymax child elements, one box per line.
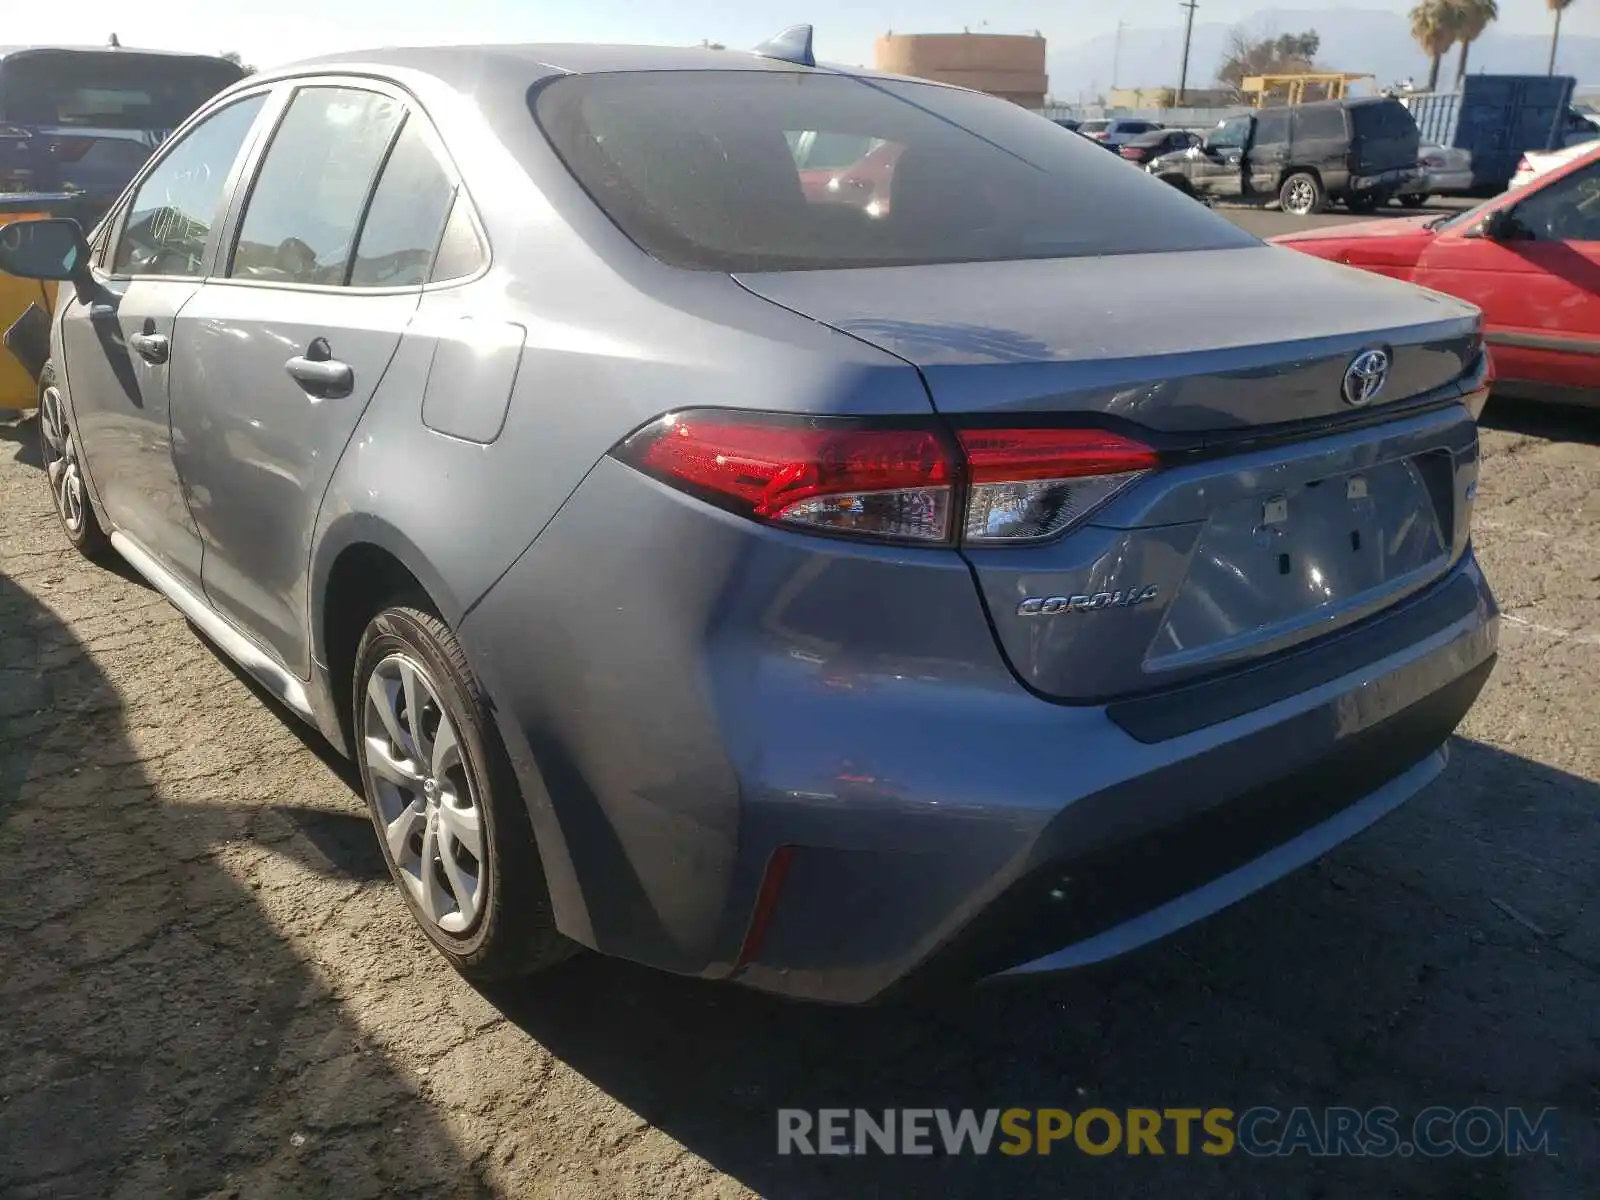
<box><xmin>1342</xmin><ymin>349</ymin><xmax>1390</xmax><ymax>407</ymax></box>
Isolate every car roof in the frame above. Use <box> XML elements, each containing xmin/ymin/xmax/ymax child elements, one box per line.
<box><xmin>0</xmin><ymin>45</ymin><xmax>236</xmax><ymax>62</ymax></box>
<box><xmin>280</xmin><ymin>43</ymin><xmax>938</xmax><ymax>93</ymax></box>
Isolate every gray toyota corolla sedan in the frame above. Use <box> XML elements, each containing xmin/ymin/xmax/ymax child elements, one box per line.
<box><xmin>0</xmin><ymin>31</ymin><xmax>1498</xmax><ymax>1004</ymax></box>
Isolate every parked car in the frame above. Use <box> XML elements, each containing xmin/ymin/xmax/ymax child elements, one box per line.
<box><xmin>1396</xmin><ymin>143</ymin><xmax>1474</xmax><ymax>206</ymax></box>
<box><xmin>1050</xmin><ymin>116</ymin><xmax>1080</xmax><ymax>132</ymax></box>
<box><xmin>0</xmin><ymin>46</ymin><xmax>245</xmax><ymax>229</ymax></box>
<box><xmin>1510</xmin><ymin>139</ymin><xmax>1596</xmax><ymax>189</ymax></box>
<box><xmin>1076</xmin><ymin>117</ymin><xmax>1164</xmax><ymax>148</ymax></box>
<box><xmin>1149</xmin><ymin>97</ymin><xmax>1421</xmax><ymax>215</ymax></box>
<box><xmin>0</xmin><ymin>45</ymin><xmax>244</xmax><ymax>418</ymax></box>
<box><xmin>0</xmin><ymin>36</ymin><xmax>1497</xmax><ymax>1004</ymax></box>
<box><xmin>1271</xmin><ymin>138</ymin><xmax>1600</xmax><ymax>407</ymax></box>
<box><xmin>1117</xmin><ymin>128</ymin><xmax>1202</xmax><ymax>165</ymax></box>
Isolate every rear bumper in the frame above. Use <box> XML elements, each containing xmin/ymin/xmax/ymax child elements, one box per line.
<box><xmin>1408</xmin><ymin>168</ymin><xmax>1474</xmax><ymax>194</ymax></box>
<box><xmin>1350</xmin><ymin>167</ymin><xmax>1420</xmax><ymax>192</ymax></box>
<box><xmin>461</xmin><ymin>458</ymin><xmax>1498</xmax><ymax>1005</ymax></box>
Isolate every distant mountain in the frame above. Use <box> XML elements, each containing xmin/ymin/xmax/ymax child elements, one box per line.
<box><xmin>1047</xmin><ymin>7</ymin><xmax>1600</xmax><ymax>101</ymax></box>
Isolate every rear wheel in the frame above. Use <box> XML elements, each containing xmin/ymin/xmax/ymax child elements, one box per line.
<box><xmin>37</xmin><ymin>362</ymin><xmax>112</xmax><ymax>563</ymax></box>
<box><xmin>1279</xmin><ymin>172</ymin><xmax>1325</xmax><ymax>216</ymax></box>
<box><xmin>1399</xmin><ymin>193</ymin><xmax>1428</xmax><ymax>208</ymax></box>
<box><xmin>1345</xmin><ymin>191</ymin><xmax>1381</xmax><ymax>214</ymax></box>
<box><xmin>353</xmin><ymin>602</ymin><xmax>574</xmax><ymax>981</ymax></box>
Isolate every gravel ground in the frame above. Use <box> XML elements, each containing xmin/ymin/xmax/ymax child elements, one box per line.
<box><xmin>2</xmin><ymin>217</ymin><xmax>1597</xmax><ymax>1197</ymax></box>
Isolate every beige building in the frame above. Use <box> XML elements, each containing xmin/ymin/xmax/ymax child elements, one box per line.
<box><xmin>873</xmin><ymin>32</ymin><xmax>1047</xmax><ymax>108</ymax></box>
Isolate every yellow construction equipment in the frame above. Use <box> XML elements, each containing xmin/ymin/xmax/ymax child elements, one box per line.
<box><xmin>1241</xmin><ymin>73</ymin><xmax>1375</xmax><ymax>107</ymax></box>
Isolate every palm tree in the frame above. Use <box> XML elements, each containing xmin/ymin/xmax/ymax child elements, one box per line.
<box><xmin>1455</xmin><ymin>0</ymin><xmax>1498</xmax><ymax>81</ymax></box>
<box><xmin>1410</xmin><ymin>0</ymin><xmax>1461</xmax><ymax>91</ymax></box>
<box><xmin>1548</xmin><ymin>0</ymin><xmax>1578</xmax><ymax>74</ymax></box>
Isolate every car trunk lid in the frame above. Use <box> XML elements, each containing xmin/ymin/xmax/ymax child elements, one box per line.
<box><xmin>735</xmin><ymin>245</ymin><xmax>1482</xmax><ymax>701</ymax></box>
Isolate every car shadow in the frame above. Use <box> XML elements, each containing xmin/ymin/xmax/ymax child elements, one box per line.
<box><xmin>0</xmin><ymin>558</ymin><xmax>488</xmax><ymax>1195</ymax></box>
<box><xmin>493</xmin><ymin>737</ymin><xmax>1599</xmax><ymax>1199</ymax></box>
<box><xmin>1482</xmin><ymin>395</ymin><xmax>1600</xmax><ymax>446</ymax></box>
<box><xmin>0</xmin><ymin>410</ymin><xmax>41</xmax><ymax>469</ymax></box>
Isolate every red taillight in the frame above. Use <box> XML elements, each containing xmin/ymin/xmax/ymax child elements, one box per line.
<box><xmin>959</xmin><ymin>428</ymin><xmax>1161</xmax><ymax>481</ymax></box>
<box><xmin>614</xmin><ymin>413</ymin><xmax>1158</xmax><ymax>546</ymax></box>
<box><xmin>1119</xmin><ymin>146</ymin><xmax>1143</xmax><ymax>159</ymax></box>
<box><xmin>49</xmin><ymin>138</ymin><xmax>96</xmax><ymax>163</ymax></box>
<box><xmin>618</xmin><ymin>413</ymin><xmax>956</xmax><ymax>541</ymax></box>
<box><xmin>958</xmin><ymin>428</ymin><xmax>1158</xmax><ymax>543</ymax></box>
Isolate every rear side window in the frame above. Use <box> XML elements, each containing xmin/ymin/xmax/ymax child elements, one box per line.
<box><xmin>230</xmin><ymin>87</ymin><xmax>403</xmax><ymax>285</ymax></box>
<box><xmin>1292</xmin><ymin>106</ymin><xmax>1346</xmax><ymax>140</ymax></box>
<box><xmin>1254</xmin><ymin>110</ymin><xmax>1289</xmax><ymax>145</ymax></box>
<box><xmin>532</xmin><ymin>72</ymin><xmax>1256</xmax><ymax>272</ymax></box>
<box><xmin>350</xmin><ymin>116</ymin><xmax>456</xmax><ymax>287</ymax></box>
<box><xmin>112</xmin><ymin>94</ymin><xmax>266</xmax><ymax>277</ymax></box>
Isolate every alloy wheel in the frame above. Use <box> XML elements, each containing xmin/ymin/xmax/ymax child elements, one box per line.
<box><xmin>363</xmin><ymin>652</ymin><xmax>486</xmax><ymax>934</ymax></box>
<box><xmin>39</xmin><ymin>385</ymin><xmax>86</xmax><ymax>535</ymax></box>
<box><xmin>1284</xmin><ymin>178</ymin><xmax>1315</xmax><ymax>215</ymax></box>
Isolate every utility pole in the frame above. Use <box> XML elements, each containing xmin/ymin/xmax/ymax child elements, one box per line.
<box><xmin>1112</xmin><ymin>20</ymin><xmax>1128</xmax><ymax>92</ymax></box>
<box><xmin>1177</xmin><ymin>0</ymin><xmax>1199</xmax><ymax>105</ymax></box>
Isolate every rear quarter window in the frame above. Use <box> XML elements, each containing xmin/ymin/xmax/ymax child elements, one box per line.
<box><xmin>531</xmin><ymin>72</ymin><xmax>1257</xmax><ymax>272</ymax></box>
<box><xmin>1292</xmin><ymin>106</ymin><xmax>1346</xmax><ymax>141</ymax></box>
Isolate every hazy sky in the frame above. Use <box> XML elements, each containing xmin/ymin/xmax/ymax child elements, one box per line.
<box><xmin>7</xmin><ymin>1</ymin><xmax>1598</xmax><ymax>70</ymax></box>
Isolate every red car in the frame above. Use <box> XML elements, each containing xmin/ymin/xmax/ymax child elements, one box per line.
<box><xmin>1271</xmin><ymin>140</ymin><xmax>1600</xmax><ymax>407</ymax></box>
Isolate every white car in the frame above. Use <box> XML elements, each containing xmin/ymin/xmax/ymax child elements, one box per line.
<box><xmin>1398</xmin><ymin>143</ymin><xmax>1473</xmax><ymax>205</ymax></box>
<box><xmin>1511</xmin><ymin>139</ymin><xmax>1599</xmax><ymax>189</ymax></box>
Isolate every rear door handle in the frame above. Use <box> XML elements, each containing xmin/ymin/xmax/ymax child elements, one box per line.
<box><xmin>128</xmin><ymin>331</ymin><xmax>169</xmax><ymax>364</ymax></box>
<box><xmin>285</xmin><ymin>352</ymin><xmax>354</xmax><ymax>399</ymax></box>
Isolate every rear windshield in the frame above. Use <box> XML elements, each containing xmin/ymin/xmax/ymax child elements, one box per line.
<box><xmin>0</xmin><ymin>51</ymin><xmax>244</xmax><ymax>129</ymax></box>
<box><xmin>1351</xmin><ymin>100</ymin><xmax>1419</xmax><ymax>141</ymax></box>
<box><xmin>532</xmin><ymin>72</ymin><xmax>1256</xmax><ymax>272</ymax></box>
<box><xmin>1076</xmin><ymin>120</ymin><xmax>1110</xmax><ymax>133</ymax></box>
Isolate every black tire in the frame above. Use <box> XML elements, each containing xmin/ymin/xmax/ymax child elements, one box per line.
<box><xmin>1345</xmin><ymin>191</ymin><xmax>1380</xmax><ymax>214</ymax></box>
<box><xmin>1279</xmin><ymin>171</ymin><xmax>1326</xmax><ymax>216</ymax></box>
<box><xmin>1399</xmin><ymin>193</ymin><xmax>1428</xmax><ymax>208</ymax></box>
<box><xmin>352</xmin><ymin>602</ymin><xmax>574</xmax><ymax>981</ymax></box>
<box><xmin>36</xmin><ymin>361</ymin><xmax>113</xmax><ymax>563</ymax></box>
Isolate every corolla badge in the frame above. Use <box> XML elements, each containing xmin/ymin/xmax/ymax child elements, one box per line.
<box><xmin>1017</xmin><ymin>586</ymin><xmax>1160</xmax><ymax>616</ymax></box>
<box><xmin>1342</xmin><ymin>348</ymin><xmax>1390</xmax><ymax>407</ymax></box>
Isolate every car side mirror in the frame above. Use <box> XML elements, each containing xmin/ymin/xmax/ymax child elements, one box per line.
<box><xmin>0</xmin><ymin>218</ymin><xmax>92</xmax><ymax>294</ymax></box>
<box><xmin>1468</xmin><ymin>209</ymin><xmax>1520</xmax><ymax>241</ymax></box>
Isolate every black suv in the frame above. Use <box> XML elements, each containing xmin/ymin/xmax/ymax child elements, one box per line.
<box><xmin>1147</xmin><ymin>97</ymin><xmax>1421</xmax><ymax>215</ymax></box>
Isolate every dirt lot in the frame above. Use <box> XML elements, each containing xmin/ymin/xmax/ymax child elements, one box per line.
<box><xmin>2</xmin><ymin>233</ymin><xmax>1598</xmax><ymax>1195</ymax></box>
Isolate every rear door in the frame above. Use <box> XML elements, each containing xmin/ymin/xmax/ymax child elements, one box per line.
<box><xmin>170</xmin><ymin>82</ymin><xmax>457</xmax><ymax>674</ymax></box>
<box><xmin>1289</xmin><ymin>104</ymin><xmax>1352</xmax><ymax>193</ymax></box>
<box><xmin>1414</xmin><ymin>157</ymin><xmax>1600</xmax><ymax>390</ymax></box>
